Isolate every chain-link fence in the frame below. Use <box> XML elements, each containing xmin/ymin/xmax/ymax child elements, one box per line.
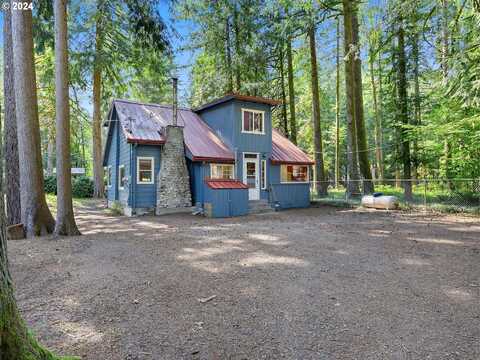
<box><xmin>310</xmin><ymin>178</ymin><xmax>480</xmax><ymax>214</ymax></box>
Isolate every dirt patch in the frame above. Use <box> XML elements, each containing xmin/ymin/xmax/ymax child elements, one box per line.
<box><xmin>9</xmin><ymin>201</ymin><xmax>480</xmax><ymax>359</ymax></box>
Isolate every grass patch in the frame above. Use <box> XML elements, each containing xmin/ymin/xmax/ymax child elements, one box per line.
<box><xmin>312</xmin><ymin>184</ymin><xmax>480</xmax><ymax>215</ymax></box>
<box><xmin>46</xmin><ymin>194</ymin><xmax>95</xmax><ymax>214</ymax></box>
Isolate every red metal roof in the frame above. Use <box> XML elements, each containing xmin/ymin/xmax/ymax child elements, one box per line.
<box><xmin>112</xmin><ymin>99</ymin><xmax>234</xmax><ymax>163</ymax></box>
<box><xmin>271</xmin><ymin>129</ymin><xmax>314</xmax><ymax>165</ymax></box>
<box><xmin>206</xmin><ymin>179</ymin><xmax>248</xmax><ymax>189</ymax></box>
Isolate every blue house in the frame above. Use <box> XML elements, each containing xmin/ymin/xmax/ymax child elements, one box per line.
<box><xmin>102</xmin><ymin>94</ymin><xmax>314</xmax><ymax>217</ymax></box>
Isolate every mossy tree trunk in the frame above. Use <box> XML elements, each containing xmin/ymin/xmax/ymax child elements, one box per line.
<box><xmin>286</xmin><ymin>38</ymin><xmax>297</xmax><ymax>145</ymax></box>
<box><xmin>343</xmin><ymin>0</ymin><xmax>360</xmax><ymax>196</ymax></box>
<box><xmin>12</xmin><ymin>6</ymin><xmax>55</xmax><ymax>237</ymax></box>
<box><xmin>308</xmin><ymin>23</ymin><xmax>328</xmax><ymax>197</ymax></box>
<box><xmin>3</xmin><ymin>1</ymin><xmax>21</xmax><ymax>227</ymax></box>
<box><xmin>92</xmin><ymin>1</ymin><xmax>105</xmax><ymax>199</ymax></box>
<box><xmin>53</xmin><ymin>0</ymin><xmax>81</xmax><ymax>236</ymax></box>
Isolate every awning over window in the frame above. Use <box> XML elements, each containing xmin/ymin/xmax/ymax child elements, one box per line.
<box><xmin>205</xmin><ymin>179</ymin><xmax>248</xmax><ymax>189</ymax></box>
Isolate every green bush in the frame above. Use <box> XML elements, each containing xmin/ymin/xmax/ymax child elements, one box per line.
<box><xmin>72</xmin><ymin>176</ymin><xmax>94</xmax><ymax>198</ymax></box>
<box><xmin>44</xmin><ymin>175</ymin><xmax>57</xmax><ymax>194</ymax></box>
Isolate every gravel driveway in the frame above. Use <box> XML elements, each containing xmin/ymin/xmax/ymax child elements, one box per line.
<box><xmin>9</xmin><ymin>201</ymin><xmax>480</xmax><ymax>359</ymax></box>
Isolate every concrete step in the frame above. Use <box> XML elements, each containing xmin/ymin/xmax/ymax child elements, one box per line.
<box><xmin>248</xmin><ymin>200</ymin><xmax>273</xmax><ymax>214</ymax></box>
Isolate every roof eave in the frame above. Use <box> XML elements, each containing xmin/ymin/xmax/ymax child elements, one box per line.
<box><xmin>127</xmin><ymin>138</ymin><xmax>166</xmax><ymax>145</ymax></box>
<box><xmin>192</xmin><ymin>156</ymin><xmax>235</xmax><ymax>163</ymax></box>
<box><xmin>270</xmin><ymin>159</ymin><xmax>315</xmax><ymax>166</ymax></box>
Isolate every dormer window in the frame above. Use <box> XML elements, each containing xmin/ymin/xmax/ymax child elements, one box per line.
<box><xmin>242</xmin><ymin>109</ymin><xmax>265</xmax><ymax>134</ymax></box>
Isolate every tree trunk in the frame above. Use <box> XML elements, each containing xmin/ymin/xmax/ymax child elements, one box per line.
<box><xmin>412</xmin><ymin>27</ymin><xmax>421</xmax><ymax>181</ymax></box>
<box><xmin>308</xmin><ymin>23</ymin><xmax>327</xmax><ymax>197</ymax></box>
<box><xmin>54</xmin><ymin>0</ymin><xmax>81</xmax><ymax>236</ymax></box>
<box><xmin>3</xmin><ymin>5</ymin><xmax>21</xmax><ymax>226</ymax></box>
<box><xmin>397</xmin><ymin>22</ymin><xmax>412</xmax><ymax>200</ymax></box>
<box><xmin>233</xmin><ymin>5</ymin><xmax>241</xmax><ymax>92</ymax></box>
<box><xmin>12</xmin><ymin>7</ymin><xmax>55</xmax><ymax>237</ymax></box>
<box><xmin>342</xmin><ymin>0</ymin><xmax>360</xmax><ymax>196</ymax></box>
<box><xmin>335</xmin><ymin>17</ymin><xmax>341</xmax><ymax>188</ymax></box>
<box><xmin>369</xmin><ymin>42</ymin><xmax>383</xmax><ymax>182</ymax></box>
<box><xmin>92</xmin><ymin>10</ymin><xmax>105</xmax><ymax>198</ymax></box>
<box><xmin>351</xmin><ymin>4</ymin><xmax>374</xmax><ymax>194</ymax></box>
<box><xmin>279</xmin><ymin>43</ymin><xmax>289</xmax><ymax>137</ymax></box>
<box><xmin>377</xmin><ymin>52</ymin><xmax>385</xmax><ymax>183</ymax></box>
<box><xmin>286</xmin><ymin>38</ymin><xmax>297</xmax><ymax>144</ymax></box>
<box><xmin>0</xmin><ymin>100</ymin><xmax>60</xmax><ymax>359</ymax></box>
<box><xmin>47</xmin><ymin>133</ymin><xmax>55</xmax><ymax>176</ymax></box>
<box><xmin>225</xmin><ymin>16</ymin><xmax>233</xmax><ymax>93</ymax></box>
<box><xmin>441</xmin><ymin>0</ymin><xmax>453</xmax><ymax>188</ymax></box>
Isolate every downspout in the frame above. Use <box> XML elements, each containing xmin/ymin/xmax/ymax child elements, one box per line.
<box><xmin>234</xmin><ymin>148</ymin><xmax>238</xmax><ymax>179</ymax></box>
<box><xmin>132</xmin><ymin>143</ymin><xmax>137</xmax><ymax>213</ymax></box>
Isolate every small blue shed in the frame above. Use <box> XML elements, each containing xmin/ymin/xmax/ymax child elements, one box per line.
<box><xmin>203</xmin><ymin>179</ymin><xmax>249</xmax><ymax>218</ymax></box>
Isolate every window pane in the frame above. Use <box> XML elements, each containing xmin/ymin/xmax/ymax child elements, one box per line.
<box><xmin>246</xmin><ymin>162</ymin><xmax>256</xmax><ymax>188</ymax></box>
<box><xmin>139</xmin><ymin>171</ymin><xmax>152</xmax><ymax>183</ymax></box>
<box><xmin>139</xmin><ymin>159</ymin><xmax>152</xmax><ymax>171</ymax></box>
<box><xmin>261</xmin><ymin>160</ymin><xmax>266</xmax><ymax>189</ymax></box>
<box><xmin>281</xmin><ymin>165</ymin><xmax>308</xmax><ymax>182</ymax></box>
<box><xmin>119</xmin><ymin>167</ymin><xmax>126</xmax><ymax>187</ymax></box>
<box><xmin>211</xmin><ymin>164</ymin><xmax>233</xmax><ymax>179</ymax></box>
<box><xmin>243</xmin><ymin>111</ymin><xmax>253</xmax><ymax>132</ymax></box>
<box><xmin>254</xmin><ymin>113</ymin><xmax>263</xmax><ymax>132</ymax></box>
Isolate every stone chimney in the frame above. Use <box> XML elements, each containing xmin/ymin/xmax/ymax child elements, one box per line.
<box><xmin>156</xmin><ymin>77</ymin><xmax>192</xmax><ymax>214</ymax></box>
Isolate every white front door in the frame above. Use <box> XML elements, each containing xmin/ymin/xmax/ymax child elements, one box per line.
<box><xmin>243</xmin><ymin>154</ymin><xmax>260</xmax><ymax>200</ymax></box>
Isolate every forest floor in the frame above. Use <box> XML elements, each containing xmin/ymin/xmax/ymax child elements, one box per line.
<box><xmin>8</xmin><ymin>200</ymin><xmax>480</xmax><ymax>360</ymax></box>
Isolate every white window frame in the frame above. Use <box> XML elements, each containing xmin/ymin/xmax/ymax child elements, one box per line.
<box><xmin>118</xmin><ymin>165</ymin><xmax>125</xmax><ymax>190</ymax></box>
<box><xmin>107</xmin><ymin>166</ymin><xmax>112</xmax><ymax>188</ymax></box>
<box><xmin>136</xmin><ymin>157</ymin><xmax>154</xmax><ymax>185</ymax></box>
<box><xmin>210</xmin><ymin>163</ymin><xmax>235</xmax><ymax>179</ymax></box>
<box><xmin>261</xmin><ymin>159</ymin><xmax>267</xmax><ymax>190</ymax></box>
<box><xmin>280</xmin><ymin>164</ymin><xmax>310</xmax><ymax>184</ymax></box>
<box><xmin>241</xmin><ymin>108</ymin><xmax>265</xmax><ymax>135</ymax></box>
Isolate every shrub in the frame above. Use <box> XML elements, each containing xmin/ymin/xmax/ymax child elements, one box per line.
<box><xmin>44</xmin><ymin>175</ymin><xmax>57</xmax><ymax>194</ymax></box>
<box><xmin>72</xmin><ymin>176</ymin><xmax>94</xmax><ymax>198</ymax></box>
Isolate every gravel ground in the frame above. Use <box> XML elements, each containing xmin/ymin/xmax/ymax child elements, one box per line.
<box><xmin>8</xmin><ymin>201</ymin><xmax>480</xmax><ymax>360</ymax></box>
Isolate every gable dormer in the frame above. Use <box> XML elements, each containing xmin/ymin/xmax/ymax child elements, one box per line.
<box><xmin>195</xmin><ymin>94</ymin><xmax>280</xmax><ymax>153</ymax></box>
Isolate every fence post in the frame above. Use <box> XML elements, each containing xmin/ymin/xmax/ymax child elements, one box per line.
<box><xmin>423</xmin><ymin>178</ymin><xmax>427</xmax><ymax>212</ymax></box>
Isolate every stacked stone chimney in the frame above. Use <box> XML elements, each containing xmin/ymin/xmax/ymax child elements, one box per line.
<box><xmin>156</xmin><ymin>78</ymin><xmax>192</xmax><ymax>214</ymax></box>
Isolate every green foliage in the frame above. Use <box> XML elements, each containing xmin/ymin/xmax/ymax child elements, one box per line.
<box><xmin>72</xmin><ymin>176</ymin><xmax>94</xmax><ymax>198</ymax></box>
<box><xmin>44</xmin><ymin>175</ymin><xmax>57</xmax><ymax>194</ymax></box>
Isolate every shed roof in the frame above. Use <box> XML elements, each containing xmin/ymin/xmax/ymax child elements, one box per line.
<box><xmin>205</xmin><ymin>179</ymin><xmax>248</xmax><ymax>189</ymax></box>
<box><xmin>111</xmin><ymin>99</ymin><xmax>234</xmax><ymax>162</ymax></box>
<box><xmin>271</xmin><ymin>129</ymin><xmax>314</xmax><ymax>165</ymax></box>
<box><xmin>194</xmin><ymin>93</ymin><xmax>281</xmax><ymax>112</ymax></box>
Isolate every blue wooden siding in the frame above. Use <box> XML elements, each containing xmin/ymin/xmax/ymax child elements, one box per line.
<box><xmin>204</xmin><ymin>187</ymin><xmax>248</xmax><ymax>217</ymax></box>
<box><xmin>196</xmin><ymin>101</ymin><xmax>235</xmax><ymax>149</ymax></box>
<box><xmin>188</xmin><ymin>161</ymin><xmax>209</xmax><ymax>206</ymax></box>
<box><xmin>118</xmin><ymin>118</ymin><xmax>131</xmax><ymax>206</ymax></box>
<box><xmin>269</xmin><ymin>164</ymin><xmax>310</xmax><ymax>208</ymax></box>
<box><xmin>131</xmin><ymin>145</ymin><xmax>161</xmax><ymax>209</ymax></box>
<box><xmin>232</xmin><ymin>101</ymin><xmax>272</xmax><ymax>154</ymax></box>
<box><xmin>105</xmin><ymin>118</ymin><xmax>118</xmax><ymax>202</ymax></box>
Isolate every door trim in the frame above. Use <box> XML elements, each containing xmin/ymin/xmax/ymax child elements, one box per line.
<box><xmin>242</xmin><ymin>152</ymin><xmax>260</xmax><ymax>200</ymax></box>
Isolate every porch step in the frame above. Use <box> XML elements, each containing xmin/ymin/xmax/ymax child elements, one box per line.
<box><xmin>248</xmin><ymin>200</ymin><xmax>274</xmax><ymax>214</ymax></box>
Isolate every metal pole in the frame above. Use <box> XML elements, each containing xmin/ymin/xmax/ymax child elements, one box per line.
<box><xmin>423</xmin><ymin>178</ymin><xmax>427</xmax><ymax>212</ymax></box>
<box><xmin>172</xmin><ymin>77</ymin><xmax>178</xmax><ymax>126</ymax></box>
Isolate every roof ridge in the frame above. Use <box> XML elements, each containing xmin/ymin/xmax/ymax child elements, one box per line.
<box><xmin>113</xmin><ymin>98</ymin><xmax>192</xmax><ymax>112</ymax></box>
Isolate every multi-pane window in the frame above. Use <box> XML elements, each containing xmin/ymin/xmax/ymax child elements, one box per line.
<box><xmin>280</xmin><ymin>165</ymin><xmax>309</xmax><ymax>183</ymax></box>
<box><xmin>242</xmin><ymin>109</ymin><xmax>264</xmax><ymax>134</ymax></box>
<box><xmin>137</xmin><ymin>157</ymin><xmax>154</xmax><ymax>184</ymax></box>
<box><xmin>210</xmin><ymin>164</ymin><xmax>234</xmax><ymax>179</ymax></box>
<box><xmin>119</xmin><ymin>165</ymin><xmax>126</xmax><ymax>189</ymax></box>
<box><xmin>105</xmin><ymin>166</ymin><xmax>112</xmax><ymax>187</ymax></box>
<box><xmin>261</xmin><ymin>160</ymin><xmax>267</xmax><ymax>189</ymax></box>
